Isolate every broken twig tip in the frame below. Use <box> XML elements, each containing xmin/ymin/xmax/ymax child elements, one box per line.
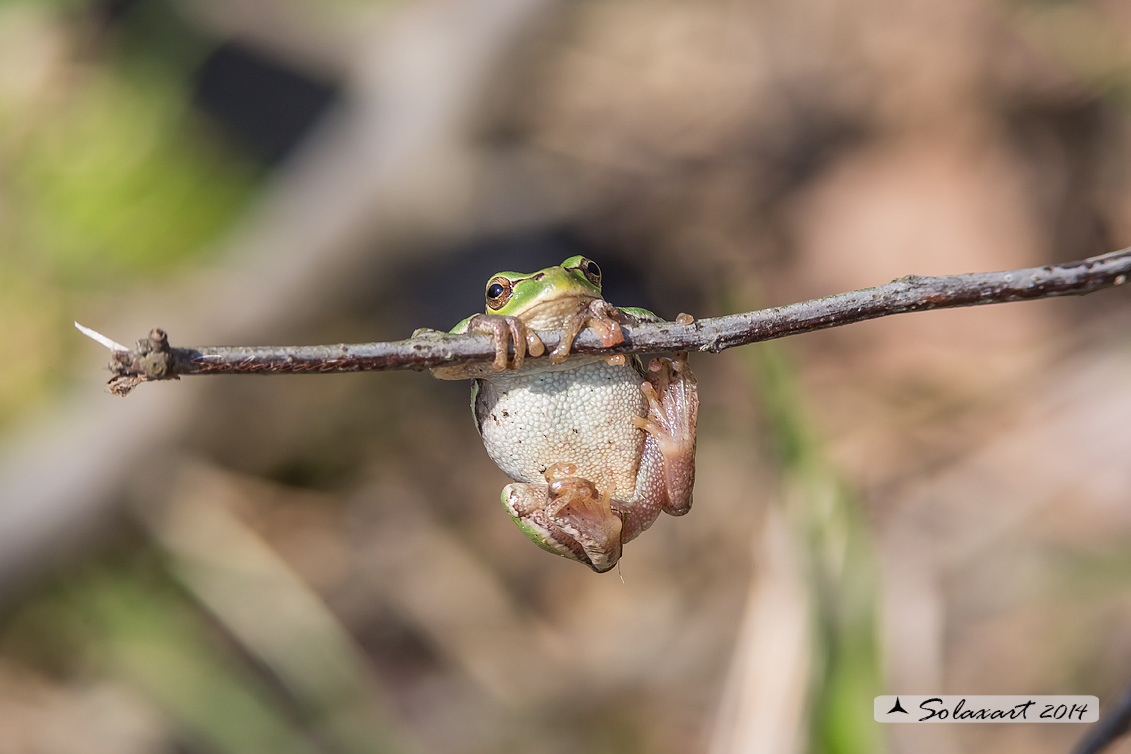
<box><xmin>74</xmin><ymin>321</ymin><xmax>129</xmax><ymax>352</ymax></box>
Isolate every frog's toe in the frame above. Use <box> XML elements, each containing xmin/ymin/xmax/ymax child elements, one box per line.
<box><xmin>504</xmin><ymin>317</ymin><xmax>527</xmax><ymax>369</ymax></box>
<box><xmin>467</xmin><ymin>313</ymin><xmax>531</xmax><ymax>370</ymax></box>
<box><xmin>525</xmin><ymin>330</ymin><xmax>546</xmax><ymax>358</ymax></box>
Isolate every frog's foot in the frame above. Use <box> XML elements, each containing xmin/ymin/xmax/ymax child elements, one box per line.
<box><xmin>502</xmin><ymin>463</ymin><xmax>623</xmax><ymax>572</ymax></box>
<box><xmin>467</xmin><ymin>313</ymin><xmax>546</xmax><ymax>370</ymax></box>
<box><xmin>632</xmin><ymin>354</ymin><xmax>698</xmax><ymax>517</ymax></box>
<box><xmin>549</xmin><ymin>299</ymin><xmax>626</xmax><ymax>365</ymax></box>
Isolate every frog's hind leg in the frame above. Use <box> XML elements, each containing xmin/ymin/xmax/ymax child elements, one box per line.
<box><xmin>632</xmin><ymin>354</ymin><xmax>698</xmax><ymax>518</ymax></box>
<box><xmin>502</xmin><ymin>464</ymin><xmax>623</xmax><ymax>572</ymax></box>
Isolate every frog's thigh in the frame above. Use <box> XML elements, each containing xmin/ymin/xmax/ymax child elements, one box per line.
<box><xmin>633</xmin><ymin>356</ymin><xmax>698</xmax><ymax>517</ymax></box>
<box><xmin>502</xmin><ymin>482</ymin><xmax>623</xmax><ymax>573</ymax></box>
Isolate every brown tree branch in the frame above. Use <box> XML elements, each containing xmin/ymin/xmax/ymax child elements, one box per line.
<box><xmin>80</xmin><ymin>247</ymin><xmax>1131</xmax><ymax>395</ymax></box>
<box><xmin>1072</xmin><ymin>684</ymin><xmax>1131</xmax><ymax>754</ymax></box>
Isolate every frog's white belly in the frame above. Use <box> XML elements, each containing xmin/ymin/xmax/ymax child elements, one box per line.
<box><xmin>474</xmin><ymin>360</ymin><xmax>647</xmax><ymax>498</ymax></box>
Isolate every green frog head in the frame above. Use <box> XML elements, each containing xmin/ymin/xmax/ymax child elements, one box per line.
<box><xmin>480</xmin><ymin>256</ymin><xmax>604</xmax><ymax>330</ymax></box>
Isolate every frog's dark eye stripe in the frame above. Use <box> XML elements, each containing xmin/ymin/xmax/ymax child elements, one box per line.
<box><xmin>486</xmin><ymin>277</ymin><xmax>513</xmax><ymax>310</ymax></box>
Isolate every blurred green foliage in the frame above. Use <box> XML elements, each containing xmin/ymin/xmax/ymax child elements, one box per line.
<box><xmin>2</xmin><ymin>559</ymin><xmax>389</xmax><ymax>754</ymax></box>
<box><xmin>752</xmin><ymin>343</ymin><xmax>883</xmax><ymax>754</ymax></box>
<box><xmin>9</xmin><ymin>67</ymin><xmax>256</xmax><ymax>280</ymax></box>
<box><xmin>0</xmin><ymin>2</ymin><xmax>261</xmax><ymax>424</ymax></box>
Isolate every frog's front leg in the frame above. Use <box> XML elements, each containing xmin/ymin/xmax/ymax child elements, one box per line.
<box><xmin>429</xmin><ymin>314</ymin><xmax>547</xmax><ymax>380</ymax></box>
<box><xmin>548</xmin><ymin>299</ymin><xmax>629</xmax><ymax>364</ymax></box>
<box><xmin>625</xmin><ymin>354</ymin><xmax>698</xmax><ymax>540</ymax></box>
<box><xmin>502</xmin><ymin>463</ymin><xmax>623</xmax><ymax>573</ymax></box>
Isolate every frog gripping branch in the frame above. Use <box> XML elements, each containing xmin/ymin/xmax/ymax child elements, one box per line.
<box><xmin>78</xmin><ymin>248</ymin><xmax>1131</xmax><ymax>569</ymax></box>
<box><xmin>430</xmin><ymin>256</ymin><xmax>699</xmax><ymax>572</ymax></box>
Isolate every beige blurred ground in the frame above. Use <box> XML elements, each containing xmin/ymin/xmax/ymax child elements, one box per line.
<box><xmin>0</xmin><ymin>0</ymin><xmax>1130</xmax><ymax>753</ymax></box>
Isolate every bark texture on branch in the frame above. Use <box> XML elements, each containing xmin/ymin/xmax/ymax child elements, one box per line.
<box><xmin>85</xmin><ymin>247</ymin><xmax>1131</xmax><ymax>395</ymax></box>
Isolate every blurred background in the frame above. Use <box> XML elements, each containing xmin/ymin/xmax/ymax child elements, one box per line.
<box><xmin>2</xmin><ymin>0</ymin><xmax>1131</xmax><ymax>752</ymax></box>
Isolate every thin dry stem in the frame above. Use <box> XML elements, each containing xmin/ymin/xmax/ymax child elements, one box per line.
<box><xmin>74</xmin><ymin>322</ymin><xmax>129</xmax><ymax>352</ymax></box>
<box><xmin>82</xmin><ymin>248</ymin><xmax>1131</xmax><ymax>395</ymax></box>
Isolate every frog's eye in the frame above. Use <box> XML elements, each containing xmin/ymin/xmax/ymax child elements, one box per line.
<box><xmin>577</xmin><ymin>258</ymin><xmax>601</xmax><ymax>287</ymax></box>
<box><xmin>486</xmin><ymin>277</ymin><xmax>513</xmax><ymax>310</ymax></box>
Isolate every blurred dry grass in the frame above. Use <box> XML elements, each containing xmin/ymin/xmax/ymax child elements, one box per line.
<box><xmin>1</xmin><ymin>0</ymin><xmax>1130</xmax><ymax>753</ymax></box>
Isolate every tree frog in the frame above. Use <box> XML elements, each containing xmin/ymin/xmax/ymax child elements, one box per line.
<box><xmin>431</xmin><ymin>256</ymin><xmax>698</xmax><ymax>572</ymax></box>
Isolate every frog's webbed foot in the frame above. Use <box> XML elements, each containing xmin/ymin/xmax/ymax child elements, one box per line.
<box><xmin>502</xmin><ymin>463</ymin><xmax>623</xmax><ymax>572</ymax></box>
<box><xmin>549</xmin><ymin>299</ymin><xmax>627</xmax><ymax>365</ymax></box>
<box><xmin>632</xmin><ymin>354</ymin><xmax>698</xmax><ymax>518</ymax></box>
<box><xmin>468</xmin><ymin>313</ymin><xmax>547</xmax><ymax>370</ymax></box>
